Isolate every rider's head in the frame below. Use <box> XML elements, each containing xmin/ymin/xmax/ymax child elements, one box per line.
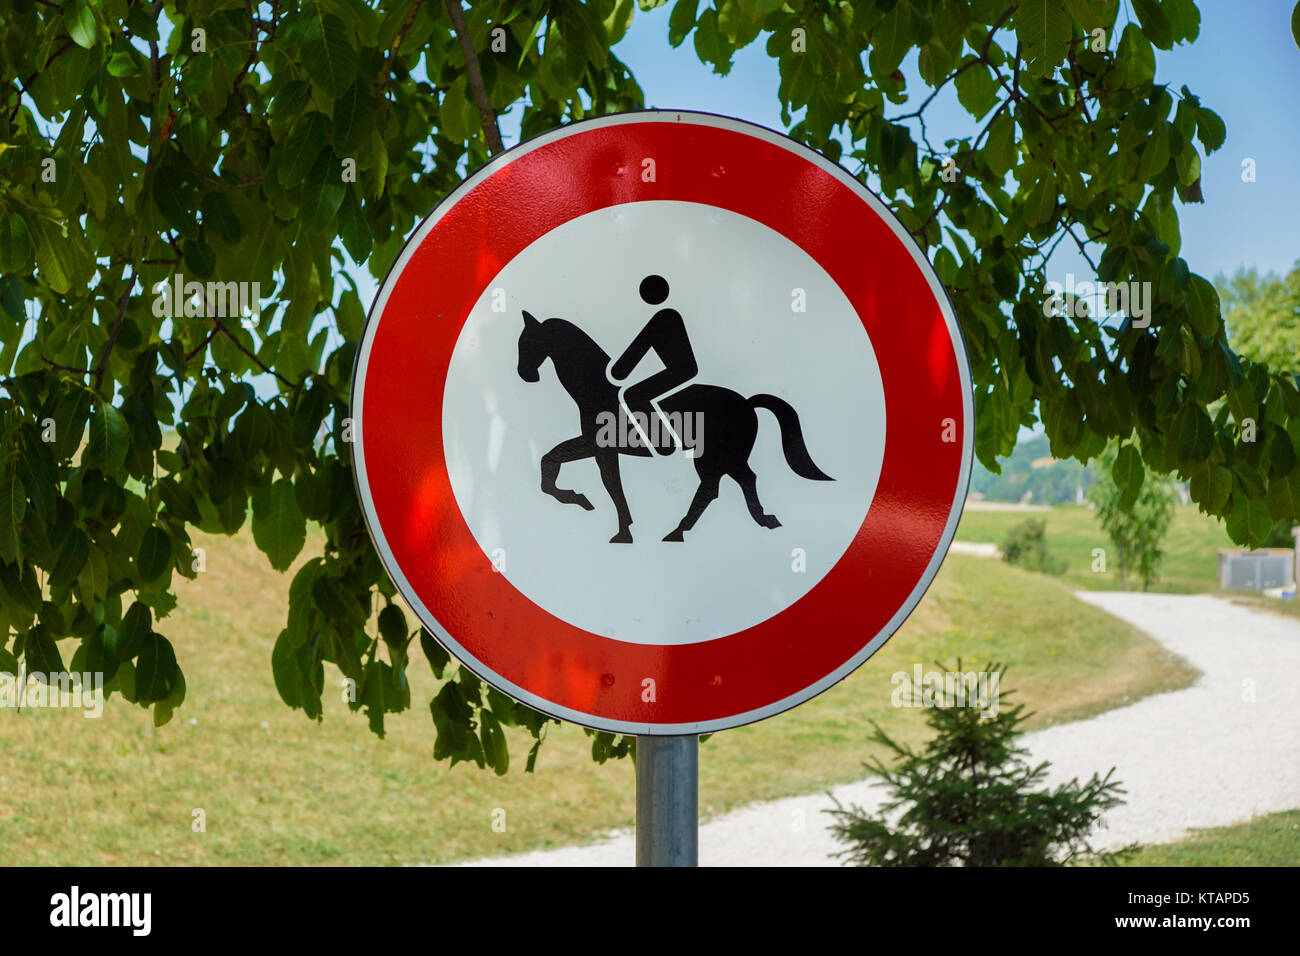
<box><xmin>639</xmin><ymin>275</ymin><xmax>669</xmax><ymax>305</ymax></box>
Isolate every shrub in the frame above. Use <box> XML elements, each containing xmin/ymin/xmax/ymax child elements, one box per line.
<box><xmin>1000</xmin><ymin>518</ymin><xmax>1066</xmax><ymax>575</ymax></box>
<box><xmin>826</xmin><ymin>663</ymin><xmax>1135</xmax><ymax>866</ymax></box>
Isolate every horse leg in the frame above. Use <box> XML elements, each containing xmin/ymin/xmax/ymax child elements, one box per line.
<box><xmin>594</xmin><ymin>449</ymin><xmax>635</xmax><ymax>543</ymax></box>
<box><xmin>732</xmin><ymin>463</ymin><xmax>781</xmax><ymax>529</ymax></box>
<box><xmin>663</xmin><ymin>471</ymin><xmax>721</xmax><ymax>542</ymax></box>
<box><xmin>541</xmin><ymin>436</ymin><xmax>595</xmax><ymax>510</ymax></box>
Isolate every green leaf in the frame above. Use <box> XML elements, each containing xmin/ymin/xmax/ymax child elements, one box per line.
<box><xmin>110</xmin><ymin>602</ymin><xmax>152</xmax><ymax>661</ymax></box>
<box><xmin>23</xmin><ymin>625</ymin><xmax>64</xmax><ymax>675</ymax></box>
<box><xmin>32</xmin><ymin>219</ymin><xmax>76</xmax><ymax>294</ymax></box>
<box><xmin>50</xmin><ymin>527</ymin><xmax>90</xmax><ymax>589</ymax></box>
<box><xmin>276</xmin><ymin>112</ymin><xmax>330</xmax><ymax>188</ymax></box>
<box><xmin>152</xmin><ymin>161</ymin><xmax>194</xmax><ymax>232</ymax></box>
<box><xmin>868</xmin><ymin>5</ymin><xmax>914</xmax><ymax>78</ymax></box>
<box><xmin>273</xmin><ymin>628</ymin><xmax>308</xmax><ymax>710</ymax></box>
<box><xmin>1175</xmin><ymin>140</ymin><xmax>1201</xmax><ymax>187</ymax></box>
<box><xmin>360</xmin><ymin>660</ymin><xmax>389</xmax><ymax>735</ymax></box>
<box><xmin>1015</xmin><ymin>0</ymin><xmax>1072</xmax><ymax>76</ymax></box>
<box><xmin>668</xmin><ymin>0</ymin><xmax>698</xmax><ymax>47</ymax></box>
<box><xmin>1185</xmin><ymin>274</ymin><xmax>1220</xmax><ymax>336</ymax></box>
<box><xmin>339</xmin><ymin>192</ymin><xmax>371</xmax><ymax>264</ymax></box>
<box><xmin>1178</xmin><ymin>406</ymin><xmax>1215</xmax><ymax>460</ymax></box>
<box><xmin>302</xmin><ymin>12</ymin><xmax>357</xmax><ymax>97</ymax></box>
<box><xmin>1189</xmin><ymin>462</ymin><xmax>1232</xmax><ymax>514</ymax></box>
<box><xmin>153</xmin><ymin>669</ymin><xmax>186</xmax><ymax>726</ymax></box>
<box><xmin>1196</xmin><ymin>107</ymin><xmax>1225</xmax><ymax>153</ymax></box>
<box><xmin>107</xmin><ymin>50</ymin><xmax>140</xmax><ymax>78</ymax></box>
<box><xmin>134</xmin><ymin>633</ymin><xmax>178</xmax><ymax>703</ymax></box>
<box><xmin>1293</xmin><ymin>1</ymin><xmax>1300</xmax><ymax>52</ymax></box>
<box><xmin>1112</xmin><ymin>443</ymin><xmax>1144</xmax><ymax>509</ymax></box>
<box><xmin>693</xmin><ymin>6</ymin><xmax>726</xmax><ymax>71</ymax></box>
<box><xmin>480</xmin><ymin>710</ymin><xmax>509</xmax><ymax>775</ymax></box>
<box><xmin>64</xmin><ymin>0</ymin><xmax>99</xmax><ymax>49</ymax></box>
<box><xmin>201</xmin><ymin>192</ymin><xmax>242</xmax><ymax>244</ymax></box>
<box><xmin>1267</xmin><ymin>471</ymin><xmax>1300</xmax><ymax>522</ymax></box>
<box><xmin>1138</xmin><ymin>124</ymin><xmax>1170</xmax><ymax>180</ymax></box>
<box><xmin>83</xmin><ymin>401</ymin><xmax>129</xmax><ymax>476</ymax></box>
<box><xmin>332</xmin><ymin>81</ymin><xmax>374</xmax><ymax>154</ymax></box>
<box><xmin>0</xmin><ymin>645</ymin><xmax>17</xmax><ymax>677</ymax></box>
<box><xmin>252</xmin><ymin>477</ymin><xmax>307</xmax><ymax>572</ymax></box>
<box><xmin>420</xmin><ymin>627</ymin><xmax>450</xmax><ymax>679</ymax></box>
<box><xmin>1026</xmin><ymin>173</ymin><xmax>1057</xmax><ymax>227</ymax></box>
<box><xmin>1117</xmin><ymin>24</ymin><xmax>1155</xmax><ymax>86</ymax></box>
<box><xmin>378</xmin><ymin>603</ymin><xmax>407</xmax><ymax>648</ymax></box>
<box><xmin>1132</xmin><ymin>0</ymin><xmax>1173</xmax><ymax>49</ymax></box>
<box><xmin>0</xmin><ymin>469</ymin><xmax>26</xmax><ymax>564</ymax></box>
<box><xmin>77</xmin><ymin>544</ymin><xmax>108</xmax><ymax>602</ymax></box>
<box><xmin>69</xmin><ymin>631</ymin><xmax>119</xmax><ymax>687</ymax></box>
<box><xmin>137</xmin><ymin>526</ymin><xmax>172</xmax><ymax>583</ymax></box>
<box><xmin>126</xmin><ymin>7</ymin><xmax>158</xmax><ymax>41</ymax></box>
<box><xmin>983</xmin><ymin>111</ymin><xmax>1016</xmax><ymax>177</ymax></box>
<box><xmin>0</xmin><ymin>211</ymin><xmax>34</xmax><ymax>274</ymax></box>
<box><xmin>0</xmin><ymin>561</ymin><xmax>41</xmax><ymax>613</ymax></box>
<box><xmin>1226</xmin><ymin>493</ymin><xmax>1272</xmax><ymax>547</ymax></box>
<box><xmin>955</xmin><ymin>62</ymin><xmax>999</xmax><ymax>119</ymax></box>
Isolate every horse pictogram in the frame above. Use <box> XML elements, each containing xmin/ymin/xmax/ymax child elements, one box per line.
<box><xmin>517</xmin><ymin>277</ymin><xmax>833</xmax><ymax>544</ymax></box>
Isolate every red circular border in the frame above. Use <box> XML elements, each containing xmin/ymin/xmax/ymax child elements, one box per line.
<box><xmin>357</xmin><ymin>116</ymin><xmax>966</xmax><ymax>727</ymax></box>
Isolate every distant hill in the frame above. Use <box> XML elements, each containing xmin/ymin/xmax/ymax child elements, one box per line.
<box><xmin>969</xmin><ymin>435</ymin><xmax>1095</xmax><ymax>505</ymax></box>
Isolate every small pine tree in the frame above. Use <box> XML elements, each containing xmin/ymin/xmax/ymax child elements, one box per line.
<box><xmin>826</xmin><ymin>663</ymin><xmax>1136</xmax><ymax>866</ymax></box>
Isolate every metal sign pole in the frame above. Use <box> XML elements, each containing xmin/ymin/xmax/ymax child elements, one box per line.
<box><xmin>635</xmin><ymin>735</ymin><xmax>699</xmax><ymax>866</ymax></box>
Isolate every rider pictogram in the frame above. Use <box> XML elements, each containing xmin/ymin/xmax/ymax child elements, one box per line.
<box><xmin>608</xmin><ymin>275</ymin><xmax>698</xmax><ymax>456</ymax></box>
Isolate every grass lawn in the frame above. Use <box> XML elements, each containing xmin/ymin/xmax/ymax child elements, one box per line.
<box><xmin>0</xmin><ymin>528</ymin><xmax>1195</xmax><ymax>866</ymax></box>
<box><xmin>1125</xmin><ymin>809</ymin><xmax>1300</xmax><ymax>866</ymax></box>
<box><xmin>956</xmin><ymin>503</ymin><xmax>1240</xmax><ymax>593</ymax></box>
<box><xmin>1220</xmin><ymin>592</ymin><xmax>1300</xmax><ymax>621</ymax></box>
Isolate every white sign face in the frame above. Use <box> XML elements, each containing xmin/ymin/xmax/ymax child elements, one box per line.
<box><xmin>443</xmin><ymin>200</ymin><xmax>887</xmax><ymax>645</ymax></box>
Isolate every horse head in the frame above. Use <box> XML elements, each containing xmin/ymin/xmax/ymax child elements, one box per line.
<box><xmin>517</xmin><ymin>310</ymin><xmax>546</xmax><ymax>382</ymax></box>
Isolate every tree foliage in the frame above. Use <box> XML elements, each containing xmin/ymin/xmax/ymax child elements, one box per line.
<box><xmin>1218</xmin><ymin>263</ymin><xmax>1300</xmax><ymax>377</ymax></box>
<box><xmin>2</xmin><ymin>0</ymin><xmax>1298</xmax><ymax>768</ymax></box>
<box><xmin>827</xmin><ymin>663</ymin><xmax>1134</xmax><ymax>866</ymax></box>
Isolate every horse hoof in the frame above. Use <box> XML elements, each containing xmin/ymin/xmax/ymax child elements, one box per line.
<box><xmin>573</xmin><ymin>494</ymin><xmax>594</xmax><ymax>511</ymax></box>
<box><xmin>610</xmin><ymin>530</ymin><xmax>633</xmax><ymax>544</ymax></box>
<box><xmin>663</xmin><ymin>530</ymin><xmax>684</xmax><ymax>542</ymax></box>
<box><xmin>761</xmin><ymin>515</ymin><xmax>781</xmax><ymax>529</ymax></box>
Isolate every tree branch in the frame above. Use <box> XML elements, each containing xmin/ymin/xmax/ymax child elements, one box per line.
<box><xmin>377</xmin><ymin>0</ymin><xmax>424</xmax><ymax>108</ymax></box>
<box><xmin>92</xmin><ymin>0</ymin><xmax>164</xmax><ymax>392</ymax></box>
<box><xmin>913</xmin><ymin>98</ymin><xmax>1012</xmax><ymax>238</ymax></box>
<box><xmin>93</xmin><ymin>266</ymin><xmax>137</xmax><ymax>390</ymax></box>
<box><xmin>8</xmin><ymin>38</ymin><xmax>74</xmax><ymax>121</ymax></box>
<box><xmin>442</xmin><ymin>0</ymin><xmax>504</xmax><ymax>155</ymax></box>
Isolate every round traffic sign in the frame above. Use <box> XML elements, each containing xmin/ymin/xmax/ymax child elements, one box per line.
<box><xmin>353</xmin><ymin>110</ymin><xmax>973</xmax><ymax>735</ymax></box>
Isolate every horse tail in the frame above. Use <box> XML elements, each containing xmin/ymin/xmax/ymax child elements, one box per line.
<box><xmin>748</xmin><ymin>394</ymin><xmax>833</xmax><ymax>481</ymax></box>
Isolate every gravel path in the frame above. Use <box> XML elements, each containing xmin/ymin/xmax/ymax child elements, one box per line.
<box><xmin>461</xmin><ymin>593</ymin><xmax>1300</xmax><ymax>866</ymax></box>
